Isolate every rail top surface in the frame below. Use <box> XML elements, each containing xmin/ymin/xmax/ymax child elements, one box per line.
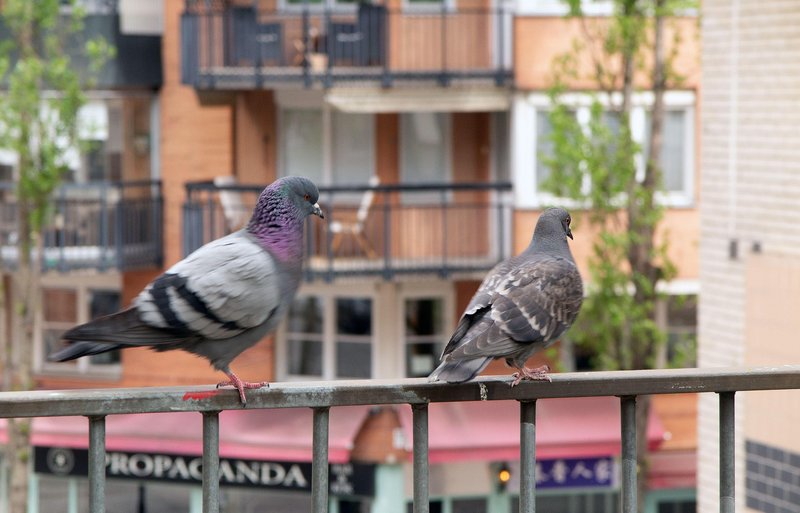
<box><xmin>2</xmin><ymin>366</ymin><xmax>799</xmax><ymax>418</ymax></box>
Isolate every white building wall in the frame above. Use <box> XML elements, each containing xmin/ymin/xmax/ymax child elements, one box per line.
<box><xmin>699</xmin><ymin>1</ymin><xmax>800</xmax><ymax>512</ymax></box>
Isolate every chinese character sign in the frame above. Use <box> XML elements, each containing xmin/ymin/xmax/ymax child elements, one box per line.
<box><xmin>534</xmin><ymin>456</ymin><xmax>616</xmax><ymax>489</ymax></box>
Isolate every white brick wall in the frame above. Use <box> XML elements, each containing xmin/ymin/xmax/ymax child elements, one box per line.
<box><xmin>700</xmin><ymin>1</ymin><xmax>800</xmax><ymax>512</ymax></box>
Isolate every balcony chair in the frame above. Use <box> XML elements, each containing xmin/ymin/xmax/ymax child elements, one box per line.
<box><xmin>214</xmin><ymin>176</ymin><xmax>250</xmax><ymax>232</ymax></box>
<box><xmin>329</xmin><ymin>175</ymin><xmax>379</xmax><ymax>258</ymax></box>
<box><xmin>227</xmin><ymin>6</ymin><xmax>284</xmax><ymax>66</ymax></box>
<box><xmin>326</xmin><ymin>2</ymin><xmax>386</xmax><ymax>66</ymax></box>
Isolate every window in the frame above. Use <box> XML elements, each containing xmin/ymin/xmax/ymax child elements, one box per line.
<box><xmin>643</xmin><ymin>110</ymin><xmax>689</xmax><ymax>193</ymax></box>
<box><xmin>283</xmin><ymin>291</ymin><xmax>375</xmax><ymax>380</ymax></box>
<box><xmin>280</xmin><ymin>108</ymin><xmax>375</xmax><ymax>197</ymax></box>
<box><xmin>400</xmin><ymin>112</ymin><xmax>451</xmax><ymax>203</ymax></box>
<box><xmin>405</xmin><ymin>297</ymin><xmax>447</xmax><ymax>377</ymax></box>
<box><xmin>332</xmin><ymin>111</ymin><xmax>375</xmax><ymax>203</ymax></box>
<box><xmin>280</xmin><ymin>109</ymin><xmax>324</xmax><ymax>185</ymax></box>
<box><xmin>39</xmin><ymin>277</ymin><xmax>123</xmax><ymax>375</ymax></box>
<box><xmin>664</xmin><ymin>294</ymin><xmax>697</xmax><ymax>367</ymax></box>
<box><xmin>516</xmin><ymin>91</ymin><xmax>695</xmax><ymax>207</ymax></box>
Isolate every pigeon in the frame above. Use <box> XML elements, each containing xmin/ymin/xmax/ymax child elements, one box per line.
<box><xmin>428</xmin><ymin>207</ymin><xmax>583</xmax><ymax>386</ymax></box>
<box><xmin>49</xmin><ymin>176</ymin><xmax>324</xmax><ymax>405</ymax></box>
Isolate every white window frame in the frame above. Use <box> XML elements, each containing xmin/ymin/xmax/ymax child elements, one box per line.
<box><xmin>397</xmin><ymin>282</ymin><xmax>454</xmax><ymax>378</ymax></box>
<box><xmin>278</xmin><ymin>282</ymin><xmax>379</xmax><ymax>381</ymax></box>
<box><xmin>512</xmin><ymin>90</ymin><xmax>696</xmax><ymax>209</ymax></box>
<box><xmin>399</xmin><ymin>112</ymin><xmax>453</xmax><ymax>203</ymax></box>
<box><xmin>35</xmin><ymin>272</ymin><xmax>123</xmax><ymax>378</ymax></box>
<box><xmin>277</xmin><ymin>93</ymin><xmax>375</xmax><ymax>190</ymax></box>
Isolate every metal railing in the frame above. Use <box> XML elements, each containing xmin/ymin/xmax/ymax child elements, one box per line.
<box><xmin>183</xmin><ymin>180</ymin><xmax>512</xmax><ymax>281</ymax></box>
<box><xmin>3</xmin><ymin>366</ymin><xmax>800</xmax><ymax>512</ymax></box>
<box><xmin>0</xmin><ymin>180</ymin><xmax>163</xmax><ymax>272</ymax></box>
<box><xmin>181</xmin><ymin>1</ymin><xmax>513</xmax><ymax>89</ymax></box>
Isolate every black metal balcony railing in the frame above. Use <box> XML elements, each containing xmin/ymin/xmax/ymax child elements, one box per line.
<box><xmin>183</xmin><ymin>181</ymin><xmax>512</xmax><ymax>281</ymax></box>
<box><xmin>0</xmin><ymin>181</ymin><xmax>164</xmax><ymax>272</ymax></box>
<box><xmin>2</xmin><ymin>366</ymin><xmax>799</xmax><ymax>513</ymax></box>
<box><xmin>181</xmin><ymin>1</ymin><xmax>513</xmax><ymax>89</ymax></box>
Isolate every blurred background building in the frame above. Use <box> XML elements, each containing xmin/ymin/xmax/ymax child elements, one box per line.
<box><xmin>14</xmin><ymin>0</ymin><xmax>800</xmax><ymax>512</ymax></box>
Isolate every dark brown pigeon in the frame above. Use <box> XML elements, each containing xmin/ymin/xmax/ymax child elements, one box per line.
<box><xmin>428</xmin><ymin>207</ymin><xmax>583</xmax><ymax>386</ymax></box>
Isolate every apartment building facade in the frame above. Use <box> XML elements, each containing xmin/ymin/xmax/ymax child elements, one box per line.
<box><xmin>2</xmin><ymin>1</ymin><xmax>701</xmax><ymax>511</ymax></box>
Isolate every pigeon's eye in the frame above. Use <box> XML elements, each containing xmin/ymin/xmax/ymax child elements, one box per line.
<box><xmin>566</xmin><ymin>216</ymin><xmax>571</xmax><ymax>225</ymax></box>
<box><xmin>304</xmin><ymin>194</ymin><xmax>310</xmax><ymax>202</ymax></box>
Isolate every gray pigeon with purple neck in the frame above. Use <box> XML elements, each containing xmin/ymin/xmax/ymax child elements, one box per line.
<box><xmin>49</xmin><ymin>176</ymin><xmax>324</xmax><ymax>405</ymax></box>
<box><xmin>428</xmin><ymin>207</ymin><xmax>583</xmax><ymax>386</ymax></box>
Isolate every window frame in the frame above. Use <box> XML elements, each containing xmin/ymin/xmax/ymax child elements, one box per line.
<box><xmin>35</xmin><ymin>272</ymin><xmax>123</xmax><ymax>378</ymax></box>
<box><xmin>512</xmin><ymin>90</ymin><xmax>696</xmax><ymax>209</ymax></box>
<box><xmin>278</xmin><ymin>282</ymin><xmax>379</xmax><ymax>381</ymax></box>
<box><xmin>397</xmin><ymin>282</ymin><xmax>454</xmax><ymax>378</ymax></box>
<box><xmin>278</xmin><ymin>100</ymin><xmax>376</xmax><ymax>193</ymax></box>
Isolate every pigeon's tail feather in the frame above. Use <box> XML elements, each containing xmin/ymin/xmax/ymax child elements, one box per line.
<box><xmin>48</xmin><ymin>341</ymin><xmax>123</xmax><ymax>362</ymax></box>
<box><xmin>428</xmin><ymin>356</ymin><xmax>492</xmax><ymax>384</ymax></box>
<box><xmin>62</xmin><ymin>308</ymin><xmax>186</xmax><ymax>347</ymax></box>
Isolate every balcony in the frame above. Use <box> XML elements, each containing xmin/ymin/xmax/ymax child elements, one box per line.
<box><xmin>180</xmin><ymin>1</ymin><xmax>513</xmax><ymax>89</ymax></box>
<box><xmin>0</xmin><ymin>181</ymin><xmax>163</xmax><ymax>272</ymax></box>
<box><xmin>183</xmin><ymin>180</ymin><xmax>512</xmax><ymax>280</ymax></box>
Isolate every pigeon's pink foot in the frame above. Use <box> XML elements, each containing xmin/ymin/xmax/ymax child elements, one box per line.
<box><xmin>510</xmin><ymin>364</ymin><xmax>552</xmax><ymax>387</ymax></box>
<box><xmin>216</xmin><ymin>371</ymin><xmax>269</xmax><ymax>405</ymax></box>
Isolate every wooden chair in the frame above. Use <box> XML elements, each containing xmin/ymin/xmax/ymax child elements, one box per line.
<box><xmin>329</xmin><ymin>175</ymin><xmax>379</xmax><ymax>258</ymax></box>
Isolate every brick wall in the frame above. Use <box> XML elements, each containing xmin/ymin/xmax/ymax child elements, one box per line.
<box><xmin>699</xmin><ymin>2</ymin><xmax>800</xmax><ymax>512</ymax></box>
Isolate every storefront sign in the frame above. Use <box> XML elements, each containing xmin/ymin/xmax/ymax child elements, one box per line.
<box><xmin>535</xmin><ymin>456</ymin><xmax>616</xmax><ymax>489</ymax></box>
<box><xmin>34</xmin><ymin>446</ymin><xmax>375</xmax><ymax>497</ymax></box>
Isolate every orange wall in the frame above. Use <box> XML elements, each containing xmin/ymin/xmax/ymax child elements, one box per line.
<box><xmin>514</xmin><ymin>16</ymin><xmax>700</xmax><ymax>91</ymax></box>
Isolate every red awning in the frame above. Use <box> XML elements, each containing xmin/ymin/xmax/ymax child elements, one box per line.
<box><xmin>0</xmin><ymin>405</ymin><xmax>374</xmax><ymax>464</ymax></box>
<box><xmin>0</xmin><ymin>396</ymin><xmax>664</xmax><ymax>465</ymax></box>
<box><xmin>396</xmin><ymin>396</ymin><xmax>665</xmax><ymax>463</ymax></box>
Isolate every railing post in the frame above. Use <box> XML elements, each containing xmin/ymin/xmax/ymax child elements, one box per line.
<box><xmin>719</xmin><ymin>391</ymin><xmax>735</xmax><ymax>513</ymax></box>
<box><xmin>495</xmin><ymin>4</ymin><xmax>505</xmax><ymax>86</ymax></box>
<box><xmin>202</xmin><ymin>411</ymin><xmax>220</xmax><ymax>513</ymax></box>
<box><xmin>519</xmin><ymin>400</ymin><xmax>536</xmax><ymax>513</ymax></box>
<box><xmin>412</xmin><ymin>403</ymin><xmax>429</xmax><ymax>513</ymax></box>
<box><xmin>114</xmin><ymin>183</ymin><xmax>125</xmax><ymax>270</ymax></box>
<box><xmin>88</xmin><ymin>415</ymin><xmax>106</xmax><ymax>513</ymax></box>
<box><xmin>439</xmin><ymin>3</ymin><xmax>448</xmax><ymax>86</ymax></box>
<box><xmin>620</xmin><ymin>395</ymin><xmax>637</xmax><ymax>513</ymax></box>
<box><xmin>312</xmin><ymin>407</ymin><xmax>330</xmax><ymax>513</ymax></box>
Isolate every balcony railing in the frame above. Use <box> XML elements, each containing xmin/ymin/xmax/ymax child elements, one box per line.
<box><xmin>181</xmin><ymin>1</ymin><xmax>513</xmax><ymax>89</ymax></box>
<box><xmin>0</xmin><ymin>181</ymin><xmax>163</xmax><ymax>272</ymax></box>
<box><xmin>2</xmin><ymin>366</ymin><xmax>799</xmax><ymax>512</ymax></box>
<box><xmin>183</xmin><ymin>180</ymin><xmax>512</xmax><ymax>281</ymax></box>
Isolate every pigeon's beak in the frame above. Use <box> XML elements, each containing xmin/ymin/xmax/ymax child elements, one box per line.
<box><xmin>566</xmin><ymin>227</ymin><xmax>573</xmax><ymax>240</ymax></box>
<box><xmin>312</xmin><ymin>203</ymin><xmax>324</xmax><ymax>219</ymax></box>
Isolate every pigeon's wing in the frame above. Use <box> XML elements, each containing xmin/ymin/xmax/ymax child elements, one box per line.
<box><xmin>132</xmin><ymin>232</ymin><xmax>280</xmax><ymax>342</ymax></box>
<box><xmin>444</xmin><ymin>255</ymin><xmax>583</xmax><ymax>360</ymax></box>
<box><xmin>440</xmin><ymin>260</ymin><xmax>513</xmax><ymax>357</ymax></box>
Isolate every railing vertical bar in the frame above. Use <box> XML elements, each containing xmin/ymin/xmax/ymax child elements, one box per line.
<box><xmin>720</xmin><ymin>391</ymin><xmax>735</xmax><ymax>513</ymax></box>
<box><xmin>412</xmin><ymin>403</ymin><xmax>429</xmax><ymax>513</ymax></box>
<box><xmin>620</xmin><ymin>395</ymin><xmax>637</xmax><ymax>513</ymax></box>
<box><xmin>519</xmin><ymin>400</ymin><xmax>536</xmax><ymax>513</ymax></box>
<box><xmin>202</xmin><ymin>411</ymin><xmax>220</xmax><ymax>513</ymax></box>
<box><xmin>312</xmin><ymin>407</ymin><xmax>330</xmax><ymax>513</ymax></box>
<box><xmin>88</xmin><ymin>415</ymin><xmax>106</xmax><ymax>513</ymax></box>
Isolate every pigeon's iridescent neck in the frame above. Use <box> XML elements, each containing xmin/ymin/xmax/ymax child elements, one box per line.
<box><xmin>247</xmin><ymin>187</ymin><xmax>306</xmax><ymax>262</ymax></box>
<box><xmin>249</xmin><ymin>218</ymin><xmax>305</xmax><ymax>262</ymax></box>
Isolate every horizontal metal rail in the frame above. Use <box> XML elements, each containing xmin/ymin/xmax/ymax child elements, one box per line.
<box><xmin>6</xmin><ymin>366</ymin><xmax>798</xmax><ymax>513</ymax></box>
<box><xmin>4</xmin><ymin>366</ymin><xmax>797</xmax><ymax>417</ymax></box>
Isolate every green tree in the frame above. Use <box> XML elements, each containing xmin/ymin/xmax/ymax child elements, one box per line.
<box><xmin>542</xmin><ymin>1</ymin><xmax>694</xmax><ymax>511</ymax></box>
<box><xmin>0</xmin><ymin>1</ymin><xmax>112</xmax><ymax>510</ymax></box>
